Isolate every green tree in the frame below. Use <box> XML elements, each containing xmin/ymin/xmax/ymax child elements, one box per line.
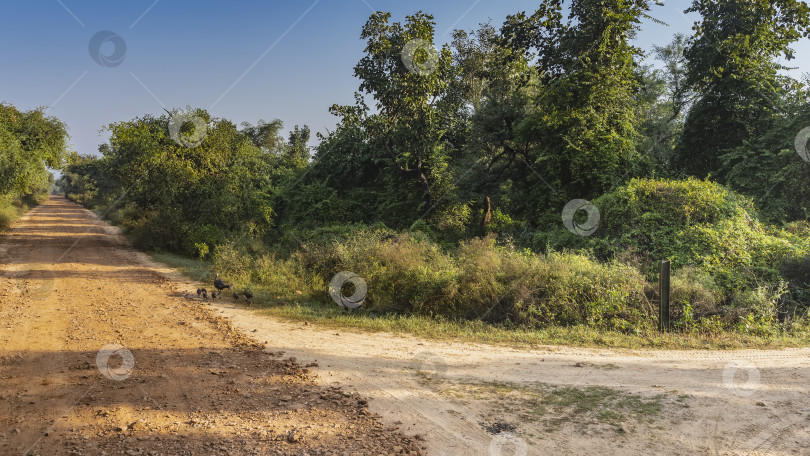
<box><xmin>59</xmin><ymin>152</ymin><xmax>112</xmax><ymax>206</ymax></box>
<box><xmin>676</xmin><ymin>0</ymin><xmax>810</xmax><ymax>178</ymax></box>
<box><xmin>448</xmin><ymin>22</ymin><xmax>539</xmax><ymax>234</ymax></box>
<box><xmin>506</xmin><ymin>0</ymin><xmax>658</xmax><ymax>223</ymax></box>
<box><xmin>0</xmin><ymin>103</ymin><xmax>67</xmax><ymax>196</ymax></box>
<box><xmin>285</xmin><ymin>12</ymin><xmax>458</xmax><ymax>230</ymax></box>
<box><xmin>284</xmin><ymin>125</ymin><xmax>311</xmax><ymax>168</ymax></box>
<box><xmin>637</xmin><ymin>34</ymin><xmax>691</xmax><ymax>172</ymax></box>
<box><xmin>352</xmin><ymin>11</ymin><xmax>455</xmax><ymax>217</ymax></box>
<box><xmin>79</xmin><ymin>108</ymin><xmax>306</xmax><ymax>255</ymax></box>
<box><xmin>720</xmin><ymin>83</ymin><xmax>810</xmax><ymax>223</ymax></box>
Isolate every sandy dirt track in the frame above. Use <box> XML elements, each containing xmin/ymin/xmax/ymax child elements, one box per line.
<box><xmin>0</xmin><ymin>197</ymin><xmax>424</xmax><ymax>455</ymax></box>
<box><xmin>208</xmin><ymin>307</ymin><xmax>810</xmax><ymax>456</ymax></box>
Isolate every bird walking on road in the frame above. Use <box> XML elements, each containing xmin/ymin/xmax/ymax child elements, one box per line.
<box><xmin>196</xmin><ymin>288</ymin><xmax>208</xmax><ymax>300</ymax></box>
<box><xmin>213</xmin><ymin>274</ymin><xmax>232</xmax><ymax>293</ymax></box>
<box><xmin>232</xmin><ymin>290</ymin><xmax>253</xmax><ymax>306</ymax></box>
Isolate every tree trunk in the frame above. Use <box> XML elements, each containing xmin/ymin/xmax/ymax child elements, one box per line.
<box><xmin>482</xmin><ymin>196</ymin><xmax>491</xmax><ymax>231</ymax></box>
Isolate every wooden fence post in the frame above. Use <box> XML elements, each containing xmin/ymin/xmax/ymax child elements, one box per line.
<box><xmin>659</xmin><ymin>260</ymin><xmax>671</xmax><ymax>331</ymax></box>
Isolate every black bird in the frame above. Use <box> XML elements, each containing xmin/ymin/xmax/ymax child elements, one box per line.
<box><xmin>233</xmin><ymin>292</ymin><xmax>241</xmax><ymax>301</ymax></box>
<box><xmin>242</xmin><ymin>291</ymin><xmax>253</xmax><ymax>306</ymax></box>
<box><xmin>196</xmin><ymin>288</ymin><xmax>208</xmax><ymax>300</ymax></box>
<box><xmin>211</xmin><ymin>291</ymin><xmax>218</xmax><ymax>299</ymax></box>
<box><xmin>213</xmin><ymin>274</ymin><xmax>232</xmax><ymax>293</ymax></box>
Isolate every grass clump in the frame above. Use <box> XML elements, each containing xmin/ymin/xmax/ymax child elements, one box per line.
<box><xmin>441</xmin><ymin>380</ymin><xmax>665</xmax><ymax>433</ymax></box>
<box><xmin>540</xmin><ymin>385</ymin><xmax>663</xmax><ymax>427</ymax></box>
<box><xmin>213</xmin><ymin>231</ymin><xmax>657</xmax><ymax>333</ymax></box>
<box><xmin>0</xmin><ymin>191</ymin><xmax>49</xmax><ymax>232</ymax></box>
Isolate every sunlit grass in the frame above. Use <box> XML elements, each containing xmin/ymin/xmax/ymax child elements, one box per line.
<box><xmin>0</xmin><ymin>199</ymin><xmax>27</xmax><ymax>232</ymax></box>
<box><xmin>152</xmin><ymin>251</ymin><xmax>810</xmax><ymax>350</ymax></box>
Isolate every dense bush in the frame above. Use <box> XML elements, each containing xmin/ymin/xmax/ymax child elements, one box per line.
<box><xmin>218</xmin><ymin>229</ymin><xmax>657</xmax><ymax>332</ymax></box>
<box><xmin>0</xmin><ymin>186</ymin><xmax>52</xmax><ymax>231</ymax></box>
<box><xmin>591</xmin><ymin>178</ymin><xmax>809</xmax><ymax>291</ymax></box>
<box><xmin>216</xmin><ymin>223</ymin><xmax>810</xmax><ymax>334</ymax></box>
<box><xmin>213</xmin><ymin>223</ymin><xmax>806</xmax><ymax>334</ymax></box>
<box><xmin>59</xmin><ymin>109</ymin><xmax>310</xmax><ymax>258</ymax></box>
<box><xmin>0</xmin><ymin>194</ymin><xmax>33</xmax><ymax>231</ymax></box>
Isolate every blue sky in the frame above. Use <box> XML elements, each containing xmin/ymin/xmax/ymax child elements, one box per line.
<box><xmin>0</xmin><ymin>0</ymin><xmax>808</xmax><ymax>158</ymax></box>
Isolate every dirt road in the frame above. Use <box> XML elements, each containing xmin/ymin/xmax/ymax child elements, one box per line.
<box><xmin>209</xmin><ymin>311</ymin><xmax>810</xmax><ymax>456</ymax></box>
<box><xmin>0</xmin><ymin>197</ymin><xmax>423</xmax><ymax>455</ymax></box>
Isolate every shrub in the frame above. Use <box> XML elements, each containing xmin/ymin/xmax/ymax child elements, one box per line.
<box><xmin>289</xmin><ymin>229</ymin><xmax>655</xmax><ymax>331</ymax></box>
<box><xmin>730</xmin><ymin>282</ymin><xmax>787</xmax><ymax>336</ymax></box>
<box><xmin>184</xmin><ymin>224</ymin><xmax>224</xmax><ymax>259</ymax></box>
<box><xmin>780</xmin><ymin>254</ymin><xmax>810</xmax><ymax>315</ymax></box>
<box><xmin>208</xmin><ymin>221</ymin><xmax>809</xmax><ymax>335</ymax></box>
<box><xmin>0</xmin><ymin>191</ymin><xmax>48</xmax><ymax>232</ymax></box>
<box><xmin>300</xmin><ymin>228</ymin><xmax>459</xmax><ymax>314</ymax></box>
<box><xmin>671</xmin><ymin>266</ymin><xmax>721</xmax><ymax>310</ymax></box>
<box><xmin>0</xmin><ymin>203</ymin><xmax>18</xmax><ymax>231</ymax></box>
<box><xmin>591</xmin><ymin>177</ymin><xmax>808</xmax><ymax>293</ymax></box>
<box><xmin>253</xmin><ymin>252</ymin><xmax>320</xmax><ymax>298</ymax></box>
<box><xmin>213</xmin><ymin>241</ymin><xmax>255</xmax><ymax>287</ymax></box>
<box><xmin>274</xmin><ymin>223</ymin><xmax>392</xmax><ymax>255</ymax></box>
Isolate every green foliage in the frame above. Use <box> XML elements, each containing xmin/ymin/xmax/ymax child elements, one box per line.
<box><xmin>213</xmin><ymin>238</ymin><xmax>323</xmax><ymax>303</ymax></box>
<box><xmin>591</xmin><ymin>178</ymin><xmax>809</xmax><ymax>297</ymax></box>
<box><xmin>237</xmin><ymin>228</ymin><xmax>657</xmax><ymax>332</ymax></box>
<box><xmin>0</xmin><ymin>194</ymin><xmax>27</xmax><ymax>231</ymax></box>
<box><xmin>60</xmin><ymin>107</ymin><xmax>310</xmax><ymax>257</ymax></box>
<box><xmin>0</xmin><ymin>103</ymin><xmax>66</xmax><ymax>227</ymax></box>
<box><xmin>720</xmin><ymin>90</ymin><xmax>810</xmax><ymax>223</ymax></box>
<box><xmin>677</xmin><ymin>0</ymin><xmax>810</xmax><ymax>178</ymax></box>
<box><xmin>669</xmin><ymin>266</ymin><xmax>723</xmax><ymax>331</ymax></box>
<box><xmin>0</xmin><ymin>103</ymin><xmax>66</xmax><ymax>198</ymax></box>
<box><xmin>637</xmin><ymin>34</ymin><xmax>690</xmax><ymax>172</ymax></box>
<box><xmin>508</xmin><ymin>0</ymin><xmax>655</xmax><ymax>213</ymax></box>
<box><xmin>448</xmin><ymin>23</ymin><xmax>540</xmax><ymax>227</ymax></box>
<box><xmin>291</xmin><ymin>11</ymin><xmax>457</xmax><ymax>227</ymax></box>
